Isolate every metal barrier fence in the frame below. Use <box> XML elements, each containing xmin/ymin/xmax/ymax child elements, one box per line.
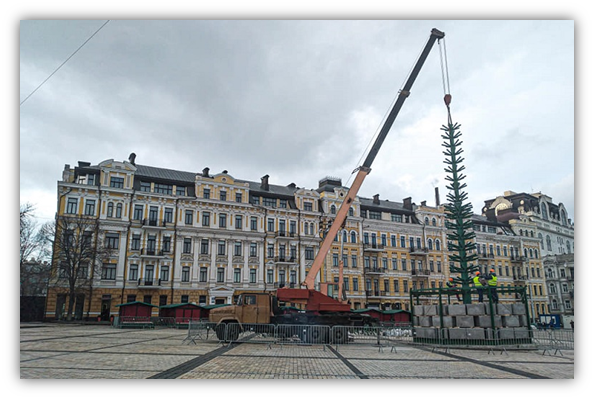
<box><xmin>183</xmin><ymin>321</ymin><xmax>573</xmax><ymax>356</ymax></box>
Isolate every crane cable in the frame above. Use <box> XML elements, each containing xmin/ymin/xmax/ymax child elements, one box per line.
<box><xmin>438</xmin><ymin>36</ymin><xmax>453</xmax><ymax>124</ymax></box>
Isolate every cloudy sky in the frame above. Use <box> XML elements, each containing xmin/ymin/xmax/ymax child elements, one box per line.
<box><xmin>19</xmin><ymin>18</ymin><xmax>575</xmax><ymax>225</ymax></box>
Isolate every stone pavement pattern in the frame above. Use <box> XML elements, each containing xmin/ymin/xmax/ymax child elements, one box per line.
<box><xmin>20</xmin><ymin>323</ymin><xmax>574</xmax><ymax>379</ymax></box>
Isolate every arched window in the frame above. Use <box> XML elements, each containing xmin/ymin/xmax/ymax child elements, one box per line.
<box><xmin>538</xmin><ymin>233</ymin><xmax>544</xmax><ymax>249</ymax></box>
<box><xmin>560</xmin><ymin>209</ymin><xmax>567</xmax><ymax>226</ymax></box>
<box><xmin>424</xmin><ymin>217</ymin><xmax>429</xmax><ymax>225</ymax></box>
<box><xmin>342</xmin><ymin>230</ymin><xmax>347</xmax><ymax>242</ymax></box>
<box><xmin>435</xmin><ymin>239</ymin><xmax>441</xmax><ymax>251</ymax></box>
<box><xmin>304</xmin><ymin>223</ymin><xmax>309</xmax><ymax>235</ymax></box>
<box><xmin>427</xmin><ymin>239</ymin><xmax>433</xmax><ymax>250</ymax></box>
<box><xmin>432</xmin><ymin>218</ymin><xmax>437</xmax><ymax>226</ymax></box>
<box><xmin>524</xmin><ymin>248</ymin><xmax>528</xmax><ymax>258</ymax></box>
<box><xmin>566</xmin><ymin>242</ymin><xmax>571</xmax><ymax>254</ymax></box>
<box><xmin>350</xmin><ymin>231</ymin><xmax>357</xmax><ymax>243</ymax></box>
<box><xmin>546</xmin><ymin>235</ymin><xmax>552</xmax><ymax>251</ymax></box>
<box><xmin>549</xmin><ymin>283</ymin><xmax>556</xmax><ymax>294</ymax></box>
<box><xmin>107</xmin><ymin>202</ymin><xmax>114</xmax><ymax>217</ymax></box>
<box><xmin>349</xmin><ymin>207</ymin><xmax>354</xmax><ymax>217</ymax></box>
<box><xmin>529</xmin><ymin>248</ymin><xmax>533</xmax><ymax>258</ymax></box>
<box><xmin>116</xmin><ymin>203</ymin><xmax>123</xmax><ymax>218</ymax></box>
<box><xmin>541</xmin><ymin>203</ymin><xmax>549</xmax><ymax>220</ymax></box>
<box><xmin>534</xmin><ymin>249</ymin><xmax>538</xmax><ymax>259</ymax></box>
<box><xmin>330</xmin><ymin>205</ymin><xmax>336</xmax><ymax>215</ymax></box>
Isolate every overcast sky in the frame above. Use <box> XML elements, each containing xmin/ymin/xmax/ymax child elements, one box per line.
<box><xmin>19</xmin><ymin>19</ymin><xmax>575</xmax><ymax>224</ymax></box>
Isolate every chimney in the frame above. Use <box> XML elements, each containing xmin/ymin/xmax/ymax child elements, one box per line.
<box><xmin>62</xmin><ymin>164</ymin><xmax>73</xmax><ymax>182</ymax></box>
<box><xmin>222</xmin><ymin>170</ymin><xmax>228</xmax><ymax>174</ymax></box>
<box><xmin>435</xmin><ymin>187</ymin><xmax>440</xmax><ymax>206</ymax></box>
<box><xmin>128</xmin><ymin>153</ymin><xmax>136</xmax><ymax>165</ymax></box>
<box><xmin>421</xmin><ymin>200</ymin><xmax>427</xmax><ymax>207</ymax></box>
<box><xmin>403</xmin><ymin>197</ymin><xmax>412</xmax><ymax>210</ymax></box>
<box><xmin>261</xmin><ymin>174</ymin><xmax>270</xmax><ymax>191</ymax></box>
<box><xmin>202</xmin><ymin>167</ymin><xmax>210</xmax><ymax>177</ymax></box>
<box><xmin>373</xmin><ymin>194</ymin><xmax>380</xmax><ymax>205</ymax></box>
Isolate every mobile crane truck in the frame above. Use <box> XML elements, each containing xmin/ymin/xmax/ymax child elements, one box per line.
<box><xmin>210</xmin><ymin>28</ymin><xmax>446</xmax><ymax>343</ymax></box>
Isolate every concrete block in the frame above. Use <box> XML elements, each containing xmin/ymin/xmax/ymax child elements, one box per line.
<box><xmin>496</xmin><ymin>303</ymin><xmax>512</xmax><ymax>315</ymax></box>
<box><xmin>446</xmin><ymin>304</ymin><xmax>467</xmax><ymax>316</ymax></box>
<box><xmin>456</xmin><ymin>316</ymin><xmax>475</xmax><ymax>328</ymax></box>
<box><xmin>424</xmin><ymin>305</ymin><xmax>438</xmax><ymax>316</ymax></box>
<box><xmin>466</xmin><ymin>303</ymin><xmax>486</xmax><ymax>315</ymax></box>
<box><xmin>496</xmin><ymin>328</ymin><xmax>515</xmax><ymax>340</ymax></box>
<box><xmin>512</xmin><ymin>303</ymin><xmax>526</xmax><ymax>315</ymax></box>
<box><xmin>518</xmin><ymin>315</ymin><xmax>528</xmax><ymax>327</ymax></box>
<box><xmin>513</xmin><ymin>328</ymin><xmax>530</xmax><ymax>340</ymax></box>
<box><xmin>432</xmin><ymin>316</ymin><xmax>455</xmax><ymax>328</ymax></box>
<box><xmin>419</xmin><ymin>316</ymin><xmax>433</xmax><ymax>327</ymax></box>
<box><xmin>502</xmin><ymin>315</ymin><xmax>520</xmax><ymax>327</ymax></box>
<box><xmin>448</xmin><ymin>328</ymin><xmax>485</xmax><ymax>341</ymax></box>
<box><xmin>414</xmin><ymin>327</ymin><xmax>437</xmax><ymax>339</ymax></box>
<box><xmin>413</xmin><ymin>316</ymin><xmax>420</xmax><ymax>326</ymax></box>
<box><xmin>477</xmin><ymin>315</ymin><xmax>502</xmax><ymax>328</ymax></box>
<box><xmin>413</xmin><ymin>305</ymin><xmax>424</xmax><ymax>316</ymax></box>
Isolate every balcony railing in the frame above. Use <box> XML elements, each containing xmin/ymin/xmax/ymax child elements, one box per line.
<box><xmin>409</xmin><ymin>246</ymin><xmax>429</xmax><ymax>255</ymax></box>
<box><xmin>365</xmin><ymin>290</ymin><xmax>386</xmax><ymax>297</ymax></box>
<box><xmin>510</xmin><ymin>256</ymin><xmax>527</xmax><ymax>263</ymax></box>
<box><xmin>138</xmin><ymin>278</ymin><xmax>162</xmax><ymax>287</ymax></box>
<box><xmin>275</xmin><ymin>231</ymin><xmax>297</xmax><ymax>238</ymax></box>
<box><xmin>142</xmin><ymin>218</ymin><xmax>167</xmax><ymax>228</ymax></box>
<box><xmin>363</xmin><ymin>244</ymin><xmax>385</xmax><ymax>252</ymax></box>
<box><xmin>411</xmin><ymin>269</ymin><xmax>431</xmax><ymax>276</ymax></box>
<box><xmin>479</xmin><ymin>253</ymin><xmax>495</xmax><ymax>259</ymax></box>
<box><xmin>512</xmin><ymin>274</ymin><xmax>528</xmax><ymax>282</ymax></box>
<box><xmin>364</xmin><ymin>267</ymin><xmax>387</xmax><ymax>274</ymax></box>
<box><xmin>141</xmin><ymin>248</ymin><xmax>165</xmax><ymax>257</ymax></box>
<box><xmin>274</xmin><ymin>256</ymin><xmax>296</xmax><ymax>263</ymax></box>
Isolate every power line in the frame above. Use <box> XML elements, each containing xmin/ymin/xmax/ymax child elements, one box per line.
<box><xmin>20</xmin><ymin>20</ymin><xmax>110</xmax><ymax>106</ymax></box>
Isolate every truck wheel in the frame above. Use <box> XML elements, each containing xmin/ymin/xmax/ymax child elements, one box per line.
<box><xmin>215</xmin><ymin>324</ymin><xmax>226</xmax><ymax>341</ymax></box>
<box><xmin>332</xmin><ymin>328</ymin><xmax>348</xmax><ymax>344</ymax></box>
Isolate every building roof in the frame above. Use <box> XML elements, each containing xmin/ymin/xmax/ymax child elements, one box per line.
<box><xmin>135</xmin><ymin>164</ymin><xmax>197</xmax><ymax>183</ymax></box>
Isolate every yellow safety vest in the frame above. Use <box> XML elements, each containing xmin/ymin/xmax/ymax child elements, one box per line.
<box><xmin>488</xmin><ymin>274</ymin><xmax>498</xmax><ymax>286</ymax></box>
<box><xmin>473</xmin><ymin>276</ymin><xmax>483</xmax><ymax>287</ymax></box>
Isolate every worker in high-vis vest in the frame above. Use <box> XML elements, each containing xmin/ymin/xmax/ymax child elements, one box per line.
<box><xmin>487</xmin><ymin>268</ymin><xmax>499</xmax><ymax>303</ymax></box>
<box><xmin>473</xmin><ymin>271</ymin><xmax>485</xmax><ymax>303</ymax></box>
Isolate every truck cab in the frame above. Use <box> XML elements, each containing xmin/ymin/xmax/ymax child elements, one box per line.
<box><xmin>209</xmin><ymin>292</ymin><xmax>272</xmax><ymax>325</ymax></box>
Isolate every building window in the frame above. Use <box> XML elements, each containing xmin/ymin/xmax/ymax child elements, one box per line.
<box><xmin>133</xmin><ymin>205</ymin><xmax>143</xmax><ymax>220</ymax></box>
<box><xmin>143</xmin><ymin>295</ymin><xmax>152</xmax><ymax>304</ymax></box>
<box><xmin>403</xmin><ymin>280</ymin><xmax>408</xmax><ymax>293</ymax></box>
<box><xmin>305</xmin><ymin>247</ymin><xmax>314</xmax><ymax>260</ymax></box>
<box><xmin>101</xmin><ymin>264</ymin><xmax>116</xmax><ymax>280</ymax></box>
<box><xmin>176</xmin><ymin>186</ymin><xmax>186</xmax><ymax>196</ymax></box>
<box><xmin>437</xmin><ymin>261</ymin><xmax>442</xmax><ymax>273</ymax></box>
<box><xmin>203</xmin><ymin>188</ymin><xmax>210</xmax><ymax>199</ymax></box>
<box><xmin>234</xmin><ymin>242</ymin><xmax>242</xmax><ymax>256</ymax></box>
<box><xmin>353</xmin><ymin>277</ymin><xmax>359</xmax><ymax>292</ymax></box>
<box><xmin>182</xmin><ymin>267</ymin><xmax>190</xmax><ymax>282</ymax></box>
<box><xmin>217</xmin><ymin>268</ymin><xmax>225</xmax><ymax>283</ymax></box>
<box><xmin>369</xmin><ymin>211</ymin><xmax>381</xmax><ymax>220</ymax></box>
<box><xmin>267</xmin><ymin>244</ymin><xmax>274</xmax><ymax>258</ymax></box>
<box><xmin>140</xmin><ymin>181</ymin><xmax>151</xmax><ymax>192</ymax></box>
<box><xmin>185</xmin><ymin>210</ymin><xmax>193</xmax><ymax>225</ymax></box>
<box><xmin>164</xmin><ymin>208</ymin><xmax>173</xmax><ymax>223</ymax></box>
<box><xmin>220</xmin><ymin>191</ymin><xmax>227</xmax><ymax>201</ymax></box>
<box><xmin>127</xmin><ymin>294</ymin><xmax>136</xmax><ymax>303</ymax></box>
<box><xmin>110</xmin><ymin>177</ymin><xmax>124</xmax><ymax>188</ymax></box>
<box><xmin>234</xmin><ymin>268</ymin><xmax>241</xmax><ymax>283</ymax></box>
<box><xmin>279</xmin><ymin>199</ymin><xmax>287</xmax><ymax>209</ymax></box>
<box><xmin>202</xmin><ymin>212</ymin><xmax>211</xmax><ymax>227</ymax></box>
<box><xmin>129</xmin><ymin>264</ymin><xmax>138</xmax><ymax>281</ymax></box>
<box><xmin>392</xmin><ymin>214</ymin><xmax>402</xmax><ymax>222</ymax></box>
<box><xmin>400</xmin><ymin>236</ymin><xmax>406</xmax><ymax>248</ymax></box>
<box><xmin>115</xmin><ymin>203</ymin><xmax>122</xmax><ymax>218</ymax></box>
<box><xmin>236</xmin><ymin>192</ymin><xmax>243</xmax><ymax>203</ymax></box>
<box><xmin>351</xmin><ymin>255</ymin><xmax>358</xmax><ymax>268</ymax></box>
<box><xmin>66</xmin><ymin>198</ymin><xmax>78</xmax><ymax>214</ymax></box>
<box><xmin>183</xmin><ymin>238</ymin><xmax>192</xmax><ymax>254</ymax></box>
<box><xmin>250</xmin><ymin>269</ymin><xmax>257</xmax><ymax>283</ymax></box>
<box><xmin>267</xmin><ymin>270</ymin><xmax>274</xmax><ymax>284</ymax></box>
<box><xmin>251</xmin><ymin>195</ymin><xmax>260</xmax><ymax>205</ymax></box>
<box><xmin>235</xmin><ymin>215</ymin><xmax>243</xmax><ymax>229</ymax></box>
<box><xmin>218</xmin><ymin>240</ymin><xmax>226</xmax><ymax>255</ymax></box>
<box><xmin>250</xmin><ymin>217</ymin><xmax>258</xmax><ymax>231</ymax></box>
<box><xmin>267</xmin><ymin>218</ymin><xmax>274</xmax><ymax>232</ymax></box>
<box><xmin>160</xmin><ymin>266</ymin><xmax>169</xmax><ymax>282</ymax></box>
<box><xmin>263</xmin><ymin>197</ymin><xmax>276</xmax><ymax>207</ymax></box>
<box><xmin>250</xmin><ymin>243</ymin><xmax>258</xmax><ymax>257</ymax></box>
<box><xmin>199</xmin><ymin>267</ymin><xmax>207</xmax><ymax>282</ymax></box>
<box><xmin>107</xmin><ymin>202</ymin><xmax>114</xmax><ymax>217</ymax></box>
<box><xmin>201</xmin><ymin>239</ymin><xmax>209</xmax><ymax>254</ymax></box>
<box><xmin>333</xmin><ymin>253</ymin><xmax>339</xmax><ymax>267</ymax></box>
<box><xmin>131</xmin><ymin>234</ymin><xmax>141</xmax><ymax>250</ymax></box>
<box><xmin>105</xmin><ymin>233</ymin><xmax>119</xmax><ymax>249</ymax></box>
<box><xmin>401</xmin><ymin>259</ymin><xmax>407</xmax><ymax>271</ymax></box>
<box><xmin>219</xmin><ymin>213</ymin><xmax>227</xmax><ymax>228</ymax></box>
<box><xmin>303</xmin><ymin>201</ymin><xmax>313</xmax><ymax>212</ymax></box>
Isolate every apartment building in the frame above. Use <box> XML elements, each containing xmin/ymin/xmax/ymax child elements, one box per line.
<box><xmin>45</xmin><ymin>155</ymin><xmax>568</xmax><ymax>322</ymax></box>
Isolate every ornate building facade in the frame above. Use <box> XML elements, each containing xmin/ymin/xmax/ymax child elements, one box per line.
<box><xmin>45</xmin><ymin>156</ymin><xmax>568</xmax><ymax>323</ymax></box>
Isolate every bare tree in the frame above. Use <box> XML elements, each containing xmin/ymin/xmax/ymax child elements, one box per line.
<box><xmin>20</xmin><ymin>203</ymin><xmax>51</xmax><ymax>297</ymax></box>
<box><xmin>43</xmin><ymin>215</ymin><xmax>114</xmax><ymax>321</ymax></box>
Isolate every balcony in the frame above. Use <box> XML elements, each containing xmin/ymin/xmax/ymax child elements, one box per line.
<box><xmin>274</xmin><ymin>256</ymin><xmax>297</xmax><ymax>264</ymax></box>
<box><xmin>365</xmin><ymin>290</ymin><xmax>386</xmax><ymax>297</ymax></box>
<box><xmin>140</xmin><ymin>248</ymin><xmax>165</xmax><ymax>258</ymax></box>
<box><xmin>141</xmin><ymin>219</ymin><xmax>167</xmax><ymax>229</ymax></box>
<box><xmin>479</xmin><ymin>253</ymin><xmax>495</xmax><ymax>259</ymax></box>
<box><xmin>409</xmin><ymin>246</ymin><xmax>429</xmax><ymax>255</ymax></box>
<box><xmin>364</xmin><ymin>267</ymin><xmax>387</xmax><ymax>275</ymax></box>
<box><xmin>411</xmin><ymin>269</ymin><xmax>431</xmax><ymax>276</ymax></box>
<box><xmin>275</xmin><ymin>231</ymin><xmax>297</xmax><ymax>239</ymax></box>
<box><xmin>138</xmin><ymin>278</ymin><xmax>162</xmax><ymax>288</ymax></box>
<box><xmin>510</xmin><ymin>256</ymin><xmax>527</xmax><ymax>263</ymax></box>
<box><xmin>363</xmin><ymin>243</ymin><xmax>385</xmax><ymax>252</ymax></box>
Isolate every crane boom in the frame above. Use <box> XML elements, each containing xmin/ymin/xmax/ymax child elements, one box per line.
<box><xmin>303</xmin><ymin>28</ymin><xmax>445</xmax><ymax>291</ymax></box>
